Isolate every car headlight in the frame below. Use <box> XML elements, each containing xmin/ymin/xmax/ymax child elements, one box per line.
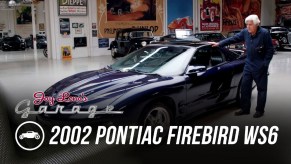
<box><xmin>141</xmin><ymin>41</ymin><xmax>147</xmax><ymax>47</ymax></box>
<box><xmin>282</xmin><ymin>37</ymin><xmax>287</xmax><ymax>43</ymax></box>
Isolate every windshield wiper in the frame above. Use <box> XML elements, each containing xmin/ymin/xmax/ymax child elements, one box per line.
<box><xmin>128</xmin><ymin>69</ymin><xmax>161</xmax><ymax>76</ymax></box>
<box><xmin>128</xmin><ymin>69</ymin><xmax>146</xmax><ymax>74</ymax></box>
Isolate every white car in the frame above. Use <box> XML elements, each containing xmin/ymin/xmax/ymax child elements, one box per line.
<box><xmin>19</xmin><ymin>131</ymin><xmax>40</xmax><ymax>140</ymax></box>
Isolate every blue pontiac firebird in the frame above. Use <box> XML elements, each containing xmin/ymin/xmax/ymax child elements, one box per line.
<box><xmin>36</xmin><ymin>42</ymin><xmax>247</xmax><ymax>128</ymax></box>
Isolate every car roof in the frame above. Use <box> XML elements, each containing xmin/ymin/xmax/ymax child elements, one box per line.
<box><xmin>150</xmin><ymin>41</ymin><xmax>211</xmax><ymax>48</ymax></box>
<box><xmin>194</xmin><ymin>32</ymin><xmax>222</xmax><ymax>35</ymax></box>
<box><xmin>117</xmin><ymin>28</ymin><xmax>152</xmax><ymax>32</ymax></box>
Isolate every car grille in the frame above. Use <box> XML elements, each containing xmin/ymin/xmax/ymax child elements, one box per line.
<box><xmin>288</xmin><ymin>33</ymin><xmax>291</xmax><ymax>44</ymax></box>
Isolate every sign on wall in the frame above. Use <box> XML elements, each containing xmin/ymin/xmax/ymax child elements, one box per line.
<box><xmin>59</xmin><ymin>0</ymin><xmax>87</xmax><ymax>16</ymax></box>
<box><xmin>222</xmin><ymin>0</ymin><xmax>261</xmax><ymax>34</ymax></box>
<box><xmin>199</xmin><ymin>0</ymin><xmax>221</xmax><ymax>32</ymax></box>
<box><xmin>16</xmin><ymin>6</ymin><xmax>32</xmax><ymax>24</ymax></box>
<box><xmin>167</xmin><ymin>0</ymin><xmax>193</xmax><ymax>34</ymax></box>
<box><xmin>275</xmin><ymin>0</ymin><xmax>291</xmax><ymax>28</ymax></box>
<box><xmin>60</xmin><ymin>18</ymin><xmax>70</xmax><ymax>36</ymax></box>
<box><xmin>97</xmin><ymin>0</ymin><xmax>164</xmax><ymax>38</ymax></box>
<box><xmin>61</xmin><ymin>46</ymin><xmax>72</xmax><ymax>59</ymax></box>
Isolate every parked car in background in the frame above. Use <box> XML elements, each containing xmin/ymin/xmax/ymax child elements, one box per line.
<box><xmin>108</xmin><ymin>28</ymin><xmax>154</xmax><ymax>58</ymax></box>
<box><xmin>262</xmin><ymin>26</ymin><xmax>291</xmax><ymax>49</ymax></box>
<box><xmin>1</xmin><ymin>35</ymin><xmax>26</xmax><ymax>51</ymax></box>
<box><xmin>193</xmin><ymin>32</ymin><xmax>226</xmax><ymax>42</ymax></box>
<box><xmin>25</xmin><ymin>34</ymin><xmax>47</xmax><ymax>49</ymax></box>
<box><xmin>226</xmin><ymin>30</ymin><xmax>246</xmax><ymax>50</ymax></box>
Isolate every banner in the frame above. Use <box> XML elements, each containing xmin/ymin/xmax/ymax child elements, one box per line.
<box><xmin>59</xmin><ymin>0</ymin><xmax>87</xmax><ymax>16</ymax></box>
<box><xmin>167</xmin><ymin>0</ymin><xmax>193</xmax><ymax>33</ymax></box>
<box><xmin>275</xmin><ymin>0</ymin><xmax>291</xmax><ymax>28</ymax></box>
<box><xmin>97</xmin><ymin>0</ymin><xmax>164</xmax><ymax>38</ymax></box>
<box><xmin>199</xmin><ymin>0</ymin><xmax>221</xmax><ymax>32</ymax></box>
<box><xmin>222</xmin><ymin>0</ymin><xmax>261</xmax><ymax>34</ymax></box>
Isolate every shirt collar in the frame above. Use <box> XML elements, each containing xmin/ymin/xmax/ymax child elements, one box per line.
<box><xmin>249</xmin><ymin>26</ymin><xmax>261</xmax><ymax>37</ymax></box>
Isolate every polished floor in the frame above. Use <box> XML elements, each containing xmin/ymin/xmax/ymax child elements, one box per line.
<box><xmin>0</xmin><ymin>49</ymin><xmax>291</xmax><ymax>163</ymax></box>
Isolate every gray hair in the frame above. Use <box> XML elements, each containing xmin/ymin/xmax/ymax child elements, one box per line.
<box><xmin>245</xmin><ymin>14</ymin><xmax>261</xmax><ymax>25</ymax></box>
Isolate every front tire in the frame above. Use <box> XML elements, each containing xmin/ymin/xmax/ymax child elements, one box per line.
<box><xmin>140</xmin><ymin>103</ymin><xmax>172</xmax><ymax>129</ymax></box>
<box><xmin>111</xmin><ymin>48</ymin><xmax>117</xmax><ymax>58</ymax></box>
<box><xmin>43</xmin><ymin>48</ymin><xmax>48</xmax><ymax>58</ymax></box>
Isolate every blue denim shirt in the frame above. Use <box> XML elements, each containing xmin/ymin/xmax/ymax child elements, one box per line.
<box><xmin>219</xmin><ymin>27</ymin><xmax>274</xmax><ymax>72</ymax></box>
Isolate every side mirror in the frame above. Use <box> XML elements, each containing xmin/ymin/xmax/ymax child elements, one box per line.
<box><xmin>186</xmin><ymin>65</ymin><xmax>206</xmax><ymax>76</ymax></box>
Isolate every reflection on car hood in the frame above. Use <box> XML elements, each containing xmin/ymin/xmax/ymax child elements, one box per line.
<box><xmin>51</xmin><ymin>68</ymin><xmax>164</xmax><ymax>108</ymax></box>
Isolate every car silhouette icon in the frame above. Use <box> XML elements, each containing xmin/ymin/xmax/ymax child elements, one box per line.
<box><xmin>19</xmin><ymin>131</ymin><xmax>40</xmax><ymax>140</ymax></box>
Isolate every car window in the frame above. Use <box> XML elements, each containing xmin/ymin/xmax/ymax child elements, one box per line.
<box><xmin>130</xmin><ymin>31</ymin><xmax>153</xmax><ymax>38</ymax></box>
<box><xmin>190</xmin><ymin>47</ymin><xmax>225</xmax><ymax>68</ymax></box>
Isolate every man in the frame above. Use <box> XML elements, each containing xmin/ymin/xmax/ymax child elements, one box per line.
<box><xmin>210</xmin><ymin>14</ymin><xmax>274</xmax><ymax>118</ymax></box>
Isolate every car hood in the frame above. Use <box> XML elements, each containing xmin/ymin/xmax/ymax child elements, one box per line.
<box><xmin>48</xmin><ymin>68</ymin><xmax>165</xmax><ymax>109</ymax></box>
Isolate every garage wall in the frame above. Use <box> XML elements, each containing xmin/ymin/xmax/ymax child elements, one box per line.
<box><xmin>0</xmin><ymin>9</ymin><xmax>16</xmax><ymax>37</ymax></box>
<box><xmin>261</xmin><ymin>0</ymin><xmax>276</xmax><ymax>26</ymax></box>
<box><xmin>89</xmin><ymin>0</ymin><xmax>111</xmax><ymax>57</ymax></box>
<box><xmin>46</xmin><ymin>0</ymin><xmax>91</xmax><ymax>60</ymax></box>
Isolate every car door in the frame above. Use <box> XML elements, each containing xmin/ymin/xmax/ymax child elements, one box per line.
<box><xmin>13</xmin><ymin>36</ymin><xmax>21</xmax><ymax>49</ymax></box>
<box><xmin>185</xmin><ymin>46</ymin><xmax>227</xmax><ymax>114</ymax></box>
<box><xmin>117</xmin><ymin>32</ymin><xmax>130</xmax><ymax>54</ymax></box>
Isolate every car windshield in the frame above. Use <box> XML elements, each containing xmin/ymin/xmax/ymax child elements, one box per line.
<box><xmin>130</xmin><ymin>31</ymin><xmax>153</xmax><ymax>38</ymax></box>
<box><xmin>111</xmin><ymin>46</ymin><xmax>194</xmax><ymax>76</ymax></box>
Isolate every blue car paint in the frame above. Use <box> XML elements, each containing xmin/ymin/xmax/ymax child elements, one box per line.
<box><xmin>36</xmin><ymin>44</ymin><xmax>246</xmax><ymax>124</ymax></box>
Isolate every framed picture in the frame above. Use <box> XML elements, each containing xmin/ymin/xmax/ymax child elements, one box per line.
<box><xmin>79</xmin><ymin>23</ymin><xmax>84</xmax><ymax>28</ymax></box>
<box><xmin>61</xmin><ymin>46</ymin><xmax>72</xmax><ymax>59</ymax></box>
<box><xmin>75</xmin><ymin>28</ymin><xmax>82</xmax><ymax>34</ymax></box>
<box><xmin>39</xmin><ymin>23</ymin><xmax>45</xmax><ymax>31</ymax></box>
<box><xmin>72</xmin><ymin>23</ymin><xmax>78</xmax><ymax>28</ymax></box>
<box><xmin>98</xmin><ymin>38</ymin><xmax>109</xmax><ymax>48</ymax></box>
<box><xmin>92</xmin><ymin>23</ymin><xmax>96</xmax><ymax>29</ymax></box>
<box><xmin>92</xmin><ymin>30</ymin><xmax>97</xmax><ymax>37</ymax></box>
<box><xmin>74</xmin><ymin>37</ymin><xmax>87</xmax><ymax>48</ymax></box>
<box><xmin>16</xmin><ymin>6</ymin><xmax>32</xmax><ymax>24</ymax></box>
<box><xmin>59</xmin><ymin>18</ymin><xmax>70</xmax><ymax>35</ymax></box>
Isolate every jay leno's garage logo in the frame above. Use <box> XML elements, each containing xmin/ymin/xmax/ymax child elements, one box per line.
<box><xmin>15</xmin><ymin>91</ymin><xmax>123</xmax><ymax>119</ymax></box>
<box><xmin>14</xmin><ymin>91</ymin><xmax>123</xmax><ymax>151</ymax></box>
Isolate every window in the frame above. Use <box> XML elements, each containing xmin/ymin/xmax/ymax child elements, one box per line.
<box><xmin>190</xmin><ymin>47</ymin><xmax>225</xmax><ymax>68</ymax></box>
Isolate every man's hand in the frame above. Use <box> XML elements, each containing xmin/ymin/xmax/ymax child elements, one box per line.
<box><xmin>208</xmin><ymin>42</ymin><xmax>219</xmax><ymax>47</ymax></box>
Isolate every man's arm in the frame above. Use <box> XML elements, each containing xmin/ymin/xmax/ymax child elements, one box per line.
<box><xmin>218</xmin><ymin>30</ymin><xmax>245</xmax><ymax>47</ymax></box>
<box><xmin>263</xmin><ymin>31</ymin><xmax>275</xmax><ymax>67</ymax></box>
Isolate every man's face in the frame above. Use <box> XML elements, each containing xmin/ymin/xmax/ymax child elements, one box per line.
<box><xmin>246</xmin><ymin>21</ymin><xmax>258</xmax><ymax>35</ymax></box>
